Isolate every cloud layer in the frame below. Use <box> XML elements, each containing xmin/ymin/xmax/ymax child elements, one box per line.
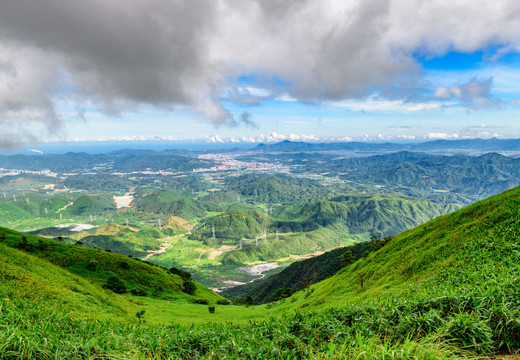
<box><xmin>1</xmin><ymin>0</ymin><xmax>520</xmax><ymax>146</ymax></box>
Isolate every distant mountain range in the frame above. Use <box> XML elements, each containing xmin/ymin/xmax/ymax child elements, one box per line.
<box><xmin>254</xmin><ymin>138</ymin><xmax>520</xmax><ymax>154</ymax></box>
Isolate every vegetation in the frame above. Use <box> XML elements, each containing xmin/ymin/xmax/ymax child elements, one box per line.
<box><xmin>221</xmin><ymin>241</ymin><xmax>375</xmax><ymax>303</ymax></box>
<box><xmin>2</xmin><ymin>183</ymin><xmax>520</xmax><ymax>358</ymax></box>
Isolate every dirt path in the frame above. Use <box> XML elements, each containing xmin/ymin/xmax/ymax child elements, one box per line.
<box><xmin>140</xmin><ymin>222</ymin><xmax>196</xmax><ymax>261</ymax></box>
<box><xmin>141</xmin><ymin>241</ymin><xmax>172</xmax><ymax>261</ymax></box>
<box><xmin>56</xmin><ymin>202</ymin><xmax>73</xmax><ymax>213</ymax></box>
<box><xmin>208</xmin><ymin>245</ymin><xmax>237</xmax><ymax>260</ymax></box>
<box><xmin>194</xmin><ymin>249</ymin><xmax>206</xmax><ymax>265</ymax></box>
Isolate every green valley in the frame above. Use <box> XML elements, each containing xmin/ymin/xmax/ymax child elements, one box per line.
<box><xmin>2</xmin><ymin>143</ymin><xmax>520</xmax><ymax>358</ymax></box>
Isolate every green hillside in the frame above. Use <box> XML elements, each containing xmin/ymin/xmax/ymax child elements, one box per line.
<box><xmin>221</xmin><ymin>240</ymin><xmax>376</xmax><ymax>304</ymax></box>
<box><xmin>274</xmin><ymin>195</ymin><xmax>460</xmax><ymax>235</ymax></box>
<box><xmin>67</xmin><ymin>195</ymin><xmax>116</xmax><ymax>216</ymax></box>
<box><xmin>135</xmin><ymin>190</ymin><xmax>207</xmax><ymax>218</ymax></box>
<box><xmin>226</xmin><ymin>174</ymin><xmax>328</xmax><ymax>204</ymax></box>
<box><xmin>3</xmin><ymin>187</ymin><xmax>520</xmax><ymax>358</ymax></box>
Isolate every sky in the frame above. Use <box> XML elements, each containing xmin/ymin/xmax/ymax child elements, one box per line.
<box><xmin>1</xmin><ymin>0</ymin><xmax>520</xmax><ymax>149</ymax></box>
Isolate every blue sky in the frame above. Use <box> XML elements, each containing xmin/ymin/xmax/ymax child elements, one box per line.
<box><xmin>65</xmin><ymin>51</ymin><xmax>520</xmax><ymax>144</ymax></box>
<box><xmin>1</xmin><ymin>1</ymin><xmax>520</xmax><ymax>148</ymax></box>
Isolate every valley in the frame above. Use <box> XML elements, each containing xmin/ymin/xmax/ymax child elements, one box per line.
<box><xmin>0</xmin><ymin>143</ymin><xmax>472</xmax><ymax>291</ymax></box>
<box><xmin>3</xmin><ymin>139</ymin><xmax>520</xmax><ymax>358</ymax></box>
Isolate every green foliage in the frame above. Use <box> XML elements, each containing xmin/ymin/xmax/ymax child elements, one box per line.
<box><xmin>194</xmin><ymin>299</ymin><xmax>209</xmax><ymax>305</ymax></box>
<box><xmin>208</xmin><ymin>305</ymin><xmax>215</xmax><ymax>314</ymax></box>
<box><xmin>274</xmin><ymin>287</ymin><xmax>292</xmax><ymax>300</ymax></box>
<box><xmin>341</xmin><ymin>250</ymin><xmax>353</xmax><ymax>265</ymax></box>
<box><xmin>135</xmin><ymin>190</ymin><xmax>207</xmax><ymax>218</ymax></box>
<box><xmin>274</xmin><ymin>195</ymin><xmax>459</xmax><ymax>236</ymax></box>
<box><xmin>190</xmin><ymin>209</ymin><xmax>265</xmax><ymax>241</ymax></box>
<box><xmin>0</xmin><ymin>226</ymin><xmax>220</xmax><ymax>305</ymax></box>
<box><xmin>221</xmin><ymin>241</ymin><xmax>373</xmax><ymax>303</ymax></box>
<box><xmin>169</xmin><ymin>266</ymin><xmax>192</xmax><ymax>280</ymax></box>
<box><xmin>182</xmin><ymin>281</ymin><xmax>197</xmax><ymax>295</ymax></box>
<box><xmin>135</xmin><ymin>309</ymin><xmax>146</xmax><ymax>324</ymax></box>
<box><xmin>130</xmin><ymin>287</ymin><xmax>147</xmax><ymax>297</ymax></box>
<box><xmin>226</xmin><ymin>174</ymin><xmax>327</xmax><ymax>204</ymax></box>
<box><xmin>68</xmin><ymin>195</ymin><xmax>116</xmax><ymax>216</ymax></box>
<box><xmin>80</xmin><ymin>227</ymin><xmax>162</xmax><ymax>258</ymax></box>
<box><xmin>216</xmin><ymin>299</ymin><xmax>230</xmax><ymax>305</ymax></box>
<box><xmin>104</xmin><ymin>275</ymin><xmax>126</xmax><ymax>294</ymax></box>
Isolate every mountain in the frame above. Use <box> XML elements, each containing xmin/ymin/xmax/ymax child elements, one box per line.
<box><xmin>225</xmin><ymin>174</ymin><xmax>328</xmax><ymax>204</ymax></box>
<box><xmin>221</xmin><ymin>241</ymin><xmax>375</xmax><ymax>304</ymax></box>
<box><xmin>134</xmin><ymin>190</ymin><xmax>207</xmax><ymax>218</ymax></box>
<box><xmin>0</xmin><ymin>226</ymin><xmax>221</xmax><ymax>319</ymax></box>
<box><xmin>254</xmin><ymin>138</ymin><xmax>520</xmax><ymax>154</ymax></box>
<box><xmin>273</xmin><ymin>195</ymin><xmax>460</xmax><ymax>235</ymax></box>
<box><xmin>0</xmin><ymin>152</ymin><xmax>214</xmax><ymax>172</ymax></box>
<box><xmin>3</xmin><ymin>187</ymin><xmax>520</xmax><ymax>357</ymax></box>
<box><xmin>331</xmin><ymin>151</ymin><xmax>520</xmax><ymax>203</ymax></box>
<box><xmin>67</xmin><ymin>195</ymin><xmax>116</xmax><ymax>216</ymax></box>
<box><xmin>255</xmin><ymin>140</ymin><xmax>405</xmax><ymax>152</ymax></box>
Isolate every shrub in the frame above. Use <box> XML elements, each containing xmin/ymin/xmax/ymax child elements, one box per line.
<box><xmin>104</xmin><ymin>276</ymin><xmax>126</xmax><ymax>294</ymax></box>
<box><xmin>169</xmin><ymin>266</ymin><xmax>192</xmax><ymax>280</ymax></box>
<box><xmin>194</xmin><ymin>299</ymin><xmax>209</xmax><ymax>305</ymax></box>
<box><xmin>135</xmin><ymin>309</ymin><xmax>145</xmax><ymax>324</ymax></box>
<box><xmin>86</xmin><ymin>261</ymin><xmax>96</xmax><ymax>271</ymax></box>
<box><xmin>38</xmin><ymin>239</ymin><xmax>48</xmax><ymax>251</ymax></box>
<box><xmin>131</xmin><ymin>287</ymin><xmax>147</xmax><ymax>296</ymax></box>
<box><xmin>443</xmin><ymin>312</ymin><xmax>493</xmax><ymax>354</ymax></box>
<box><xmin>120</xmin><ymin>261</ymin><xmax>129</xmax><ymax>269</ymax></box>
<box><xmin>274</xmin><ymin>288</ymin><xmax>292</xmax><ymax>300</ymax></box>
<box><xmin>216</xmin><ymin>299</ymin><xmax>230</xmax><ymax>305</ymax></box>
<box><xmin>208</xmin><ymin>306</ymin><xmax>215</xmax><ymax>314</ymax></box>
<box><xmin>182</xmin><ymin>281</ymin><xmax>197</xmax><ymax>295</ymax></box>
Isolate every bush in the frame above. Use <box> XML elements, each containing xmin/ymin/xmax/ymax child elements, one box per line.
<box><xmin>86</xmin><ymin>262</ymin><xmax>96</xmax><ymax>271</ymax></box>
<box><xmin>182</xmin><ymin>281</ymin><xmax>197</xmax><ymax>295</ymax></box>
<box><xmin>131</xmin><ymin>287</ymin><xmax>147</xmax><ymax>296</ymax></box>
<box><xmin>216</xmin><ymin>299</ymin><xmax>230</xmax><ymax>305</ymax></box>
<box><xmin>194</xmin><ymin>299</ymin><xmax>209</xmax><ymax>305</ymax></box>
<box><xmin>104</xmin><ymin>276</ymin><xmax>126</xmax><ymax>294</ymax></box>
<box><xmin>274</xmin><ymin>288</ymin><xmax>292</xmax><ymax>300</ymax></box>
<box><xmin>169</xmin><ymin>266</ymin><xmax>192</xmax><ymax>280</ymax></box>
<box><xmin>120</xmin><ymin>261</ymin><xmax>130</xmax><ymax>269</ymax></box>
<box><xmin>208</xmin><ymin>306</ymin><xmax>215</xmax><ymax>314</ymax></box>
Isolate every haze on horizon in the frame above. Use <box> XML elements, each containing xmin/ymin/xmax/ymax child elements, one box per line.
<box><xmin>1</xmin><ymin>0</ymin><xmax>520</xmax><ymax>149</ymax></box>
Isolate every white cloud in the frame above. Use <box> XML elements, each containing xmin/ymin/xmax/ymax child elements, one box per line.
<box><xmin>330</xmin><ymin>98</ymin><xmax>441</xmax><ymax>112</ymax></box>
<box><xmin>425</xmin><ymin>133</ymin><xmax>460</xmax><ymax>140</ymax></box>
<box><xmin>206</xmin><ymin>135</ymin><xmax>225</xmax><ymax>143</ymax></box>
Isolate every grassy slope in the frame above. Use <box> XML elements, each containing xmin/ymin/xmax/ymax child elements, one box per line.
<box><xmin>0</xmin><ymin>227</ymin><xmax>230</xmax><ymax>323</ymax></box>
<box><xmin>299</xmin><ymin>185</ymin><xmax>520</xmax><ymax>309</ymax></box>
<box><xmin>3</xmin><ymin>187</ymin><xmax>520</xmax><ymax>357</ymax></box>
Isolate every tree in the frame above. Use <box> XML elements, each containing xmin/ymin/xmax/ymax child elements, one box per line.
<box><xmin>104</xmin><ymin>276</ymin><xmax>126</xmax><ymax>294</ymax></box>
<box><xmin>135</xmin><ymin>309</ymin><xmax>145</xmax><ymax>324</ymax></box>
<box><xmin>371</xmin><ymin>233</ymin><xmax>392</xmax><ymax>251</ymax></box>
<box><xmin>341</xmin><ymin>250</ymin><xmax>353</xmax><ymax>266</ymax></box>
<box><xmin>300</xmin><ymin>278</ymin><xmax>310</xmax><ymax>290</ymax></box>
<box><xmin>274</xmin><ymin>288</ymin><xmax>292</xmax><ymax>300</ymax></box>
<box><xmin>182</xmin><ymin>281</ymin><xmax>197</xmax><ymax>295</ymax></box>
